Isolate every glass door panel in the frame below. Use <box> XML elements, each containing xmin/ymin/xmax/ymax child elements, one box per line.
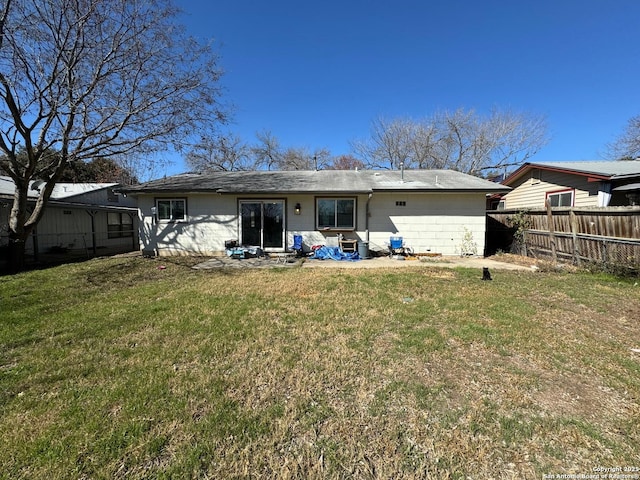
<box><xmin>241</xmin><ymin>202</ymin><xmax>262</xmax><ymax>246</ymax></box>
<box><xmin>240</xmin><ymin>200</ymin><xmax>284</xmax><ymax>249</ymax></box>
<box><xmin>263</xmin><ymin>202</ymin><xmax>284</xmax><ymax>248</ymax></box>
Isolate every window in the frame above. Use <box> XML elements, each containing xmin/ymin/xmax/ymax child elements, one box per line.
<box><xmin>395</xmin><ymin>201</ymin><xmax>406</xmax><ymax>207</ymax></box>
<box><xmin>316</xmin><ymin>198</ymin><xmax>355</xmax><ymax>230</ymax></box>
<box><xmin>490</xmin><ymin>199</ymin><xmax>505</xmax><ymax>210</ymax></box>
<box><xmin>156</xmin><ymin>199</ymin><xmax>186</xmax><ymax>222</ymax></box>
<box><xmin>546</xmin><ymin>189</ymin><xmax>574</xmax><ymax>207</ymax></box>
<box><xmin>108</xmin><ymin>212</ymin><xmax>133</xmax><ymax>238</ymax></box>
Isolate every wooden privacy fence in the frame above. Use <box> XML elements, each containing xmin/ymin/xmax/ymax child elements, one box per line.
<box><xmin>487</xmin><ymin>207</ymin><xmax>640</xmax><ymax>269</ymax></box>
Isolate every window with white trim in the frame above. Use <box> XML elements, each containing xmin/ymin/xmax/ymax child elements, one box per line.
<box><xmin>156</xmin><ymin>199</ymin><xmax>186</xmax><ymax>221</ymax></box>
<box><xmin>316</xmin><ymin>198</ymin><xmax>356</xmax><ymax>230</ymax></box>
<box><xmin>546</xmin><ymin>190</ymin><xmax>574</xmax><ymax>207</ymax></box>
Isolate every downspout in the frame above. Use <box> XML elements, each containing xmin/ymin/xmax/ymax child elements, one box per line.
<box><xmin>365</xmin><ymin>193</ymin><xmax>372</xmax><ymax>242</ymax></box>
<box><xmin>128</xmin><ymin>212</ymin><xmax>137</xmax><ymax>251</ymax></box>
<box><xmin>87</xmin><ymin>210</ymin><xmax>97</xmax><ymax>257</ymax></box>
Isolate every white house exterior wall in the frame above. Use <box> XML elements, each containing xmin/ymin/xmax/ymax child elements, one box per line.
<box><xmin>140</xmin><ymin>193</ymin><xmax>372</xmax><ymax>255</ymax></box>
<box><xmin>138</xmin><ymin>194</ymin><xmax>236</xmax><ymax>255</ymax></box>
<box><xmin>367</xmin><ymin>192</ymin><xmax>486</xmax><ymax>255</ymax></box>
<box><xmin>138</xmin><ymin>192</ymin><xmax>487</xmax><ymax>257</ymax></box>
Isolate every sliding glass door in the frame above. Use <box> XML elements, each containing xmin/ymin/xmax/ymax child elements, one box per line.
<box><xmin>240</xmin><ymin>200</ymin><xmax>284</xmax><ymax>250</ymax></box>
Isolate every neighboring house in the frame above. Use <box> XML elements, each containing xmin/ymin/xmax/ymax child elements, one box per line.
<box><xmin>493</xmin><ymin>160</ymin><xmax>640</xmax><ymax>210</ymax></box>
<box><xmin>0</xmin><ymin>175</ymin><xmax>139</xmax><ymax>259</ymax></box>
<box><xmin>119</xmin><ymin>169</ymin><xmax>509</xmax><ymax>257</ymax></box>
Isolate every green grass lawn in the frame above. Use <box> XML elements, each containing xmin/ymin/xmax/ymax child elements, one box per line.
<box><xmin>1</xmin><ymin>256</ymin><xmax>639</xmax><ymax>479</ymax></box>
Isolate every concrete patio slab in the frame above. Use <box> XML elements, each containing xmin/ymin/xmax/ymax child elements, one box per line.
<box><xmin>191</xmin><ymin>254</ymin><xmax>532</xmax><ymax>271</ymax></box>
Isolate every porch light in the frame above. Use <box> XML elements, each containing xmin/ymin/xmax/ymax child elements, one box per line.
<box><xmin>294</xmin><ymin>203</ymin><xmax>301</xmax><ymax>215</ymax></box>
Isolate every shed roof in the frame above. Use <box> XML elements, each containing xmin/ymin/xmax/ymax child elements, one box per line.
<box><xmin>120</xmin><ymin>169</ymin><xmax>509</xmax><ymax>195</ymax></box>
<box><xmin>0</xmin><ymin>176</ymin><xmax>135</xmax><ymax>212</ymax></box>
<box><xmin>0</xmin><ymin>175</ymin><xmax>118</xmax><ymax>200</ymax></box>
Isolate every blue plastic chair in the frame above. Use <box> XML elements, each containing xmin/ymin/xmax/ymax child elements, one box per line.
<box><xmin>388</xmin><ymin>236</ymin><xmax>408</xmax><ymax>256</ymax></box>
<box><xmin>291</xmin><ymin>234</ymin><xmax>303</xmax><ymax>257</ymax></box>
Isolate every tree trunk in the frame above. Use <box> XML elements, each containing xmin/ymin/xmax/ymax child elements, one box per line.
<box><xmin>6</xmin><ymin>231</ymin><xmax>27</xmax><ymax>273</ymax></box>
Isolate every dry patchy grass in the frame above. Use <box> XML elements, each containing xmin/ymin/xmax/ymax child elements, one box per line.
<box><xmin>0</xmin><ymin>257</ymin><xmax>639</xmax><ymax>479</ymax></box>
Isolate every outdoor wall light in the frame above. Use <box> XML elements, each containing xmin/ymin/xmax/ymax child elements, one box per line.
<box><xmin>294</xmin><ymin>203</ymin><xmax>301</xmax><ymax>215</ymax></box>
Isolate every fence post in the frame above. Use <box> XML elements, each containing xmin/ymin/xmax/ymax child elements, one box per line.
<box><xmin>546</xmin><ymin>199</ymin><xmax>557</xmax><ymax>265</ymax></box>
<box><xmin>570</xmin><ymin>209</ymin><xmax>580</xmax><ymax>265</ymax></box>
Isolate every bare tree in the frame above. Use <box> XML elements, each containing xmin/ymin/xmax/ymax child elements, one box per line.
<box><xmin>328</xmin><ymin>154</ymin><xmax>365</xmax><ymax>170</ymax></box>
<box><xmin>251</xmin><ymin>130</ymin><xmax>282</xmax><ymax>171</ymax></box>
<box><xmin>310</xmin><ymin>147</ymin><xmax>332</xmax><ymax>170</ymax></box>
<box><xmin>351</xmin><ymin>109</ymin><xmax>548</xmax><ymax>175</ymax></box>
<box><xmin>351</xmin><ymin>116</ymin><xmax>413</xmax><ymax>169</ymax></box>
<box><xmin>186</xmin><ymin>133</ymin><xmax>253</xmax><ymax>172</ymax></box>
<box><xmin>0</xmin><ymin>0</ymin><xmax>226</xmax><ymax>270</ymax></box>
<box><xmin>479</xmin><ymin>108</ymin><xmax>549</xmax><ymax>174</ymax></box>
<box><xmin>607</xmin><ymin>115</ymin><xmax>640</xmax><ymax>160</ymax></box>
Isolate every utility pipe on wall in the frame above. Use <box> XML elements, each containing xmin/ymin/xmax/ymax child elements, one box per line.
<box><xmin>365</xmin><ymin>193</ymin><xmax>372</xmax><ymax>242</ymax></box>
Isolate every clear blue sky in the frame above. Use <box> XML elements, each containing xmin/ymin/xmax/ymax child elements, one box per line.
<box><xmin>166</xmin><ymin>0</ymin><xmax>640</xmax><ymax>175</ymax></box>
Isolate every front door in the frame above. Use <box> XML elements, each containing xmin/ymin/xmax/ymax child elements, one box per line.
<box><xmin>240</xmin><ymin>200</ymin><xmax>285</xmax><ymax>250</ymax></box>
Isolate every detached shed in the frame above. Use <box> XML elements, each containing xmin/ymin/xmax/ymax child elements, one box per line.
<box><xmin>0</xmin><ymin>176</ymin><xmax>139</xmax><ymax>262</ymax></box>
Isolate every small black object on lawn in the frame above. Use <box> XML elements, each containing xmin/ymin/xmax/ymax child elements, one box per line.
<box><xmin>482</xmin><ymin>267</ymin><xmax>492</xmax><ymax>281</ymax></box>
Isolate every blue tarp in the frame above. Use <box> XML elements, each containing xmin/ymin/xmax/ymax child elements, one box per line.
<box><xmin>312</xmin><ymin>246</ymin><xmax>360</xmax><ymax>261</ymax></box>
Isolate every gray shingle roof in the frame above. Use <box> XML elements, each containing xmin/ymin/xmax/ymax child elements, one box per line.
<box><xmin>535</xmin><ymin>160</ymin><xmax>640</xmax><ymax>177</ymax></box>
<box><xmin>120</xmin><ymin>170</ymin><xmax>509</xmax><ymax>195</ymax></box>
<box><xmin>506</xmin><ymin>161</ymin><xmax>640</xmax><ymax>183</ymax></box>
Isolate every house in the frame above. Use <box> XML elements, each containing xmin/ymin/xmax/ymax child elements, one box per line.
<box><xmin>0</xmin><ymin>176</ymin><xmax>139</xmax><ymax>261</ymax></box>
<box><xmin>493</xmin><ymin>160</ymin><xmax>640</xmax><ymax>210</ymax></box>
<box><xmin>119</xmin><ymin>169</ymin><xmax>509</xmax><ymax>257</ymax></box>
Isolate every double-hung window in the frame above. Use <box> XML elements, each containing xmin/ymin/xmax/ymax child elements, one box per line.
<box><xmin>156</xmin><ymin>199</ymin><xmax>186</xmax><ymax>222</ymax></box>
<box><xmin>316</xmin><ymin>197</ymin><xmax>356</xmax><ymax>230</ymax></box>
<box><xmin>546</xmin><ymin>189</ymin><xmax>574</xmax><ymax>207</ymax></box>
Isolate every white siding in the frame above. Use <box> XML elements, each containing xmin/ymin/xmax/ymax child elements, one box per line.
<box><xmin>2</xmin><ymin>205</ymin><xmax>137</xmax><ymax>255</ymax></box>
<box><xmin>503</xmin><ymin>169</ymin><xmax>600</xmax><ymax>209</ymax></box>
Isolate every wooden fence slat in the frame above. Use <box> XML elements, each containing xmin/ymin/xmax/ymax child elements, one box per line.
<box><xmin>487</xmin><ymin>207</ymin><xmax>640</xmax><ymax>269</ymax></box>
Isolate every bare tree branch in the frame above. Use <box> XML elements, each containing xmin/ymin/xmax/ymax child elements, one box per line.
<box><xmin>351</xmin><ymin>108</ymin><xmax>548</xmax><ymax>175</ymax></box>
<box><xmin>186</xmin><ymin>133</ymin><xmax>253</xmax><ymax>172</ymax></box>
<box><xmin>607</xmin><ymin>115</ymin><xmax>640</xmax><ymax>160</ymax></box>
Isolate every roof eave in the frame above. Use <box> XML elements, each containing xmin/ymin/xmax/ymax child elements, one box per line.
<box><xmin>502</xmin><ymin>163</ymin><xmax>613</xmax><ymax>186</ymax></box>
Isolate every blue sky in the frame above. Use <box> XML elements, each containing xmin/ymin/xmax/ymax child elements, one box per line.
<box><xmin>167</xmin><ymin>0</ymin><xmax>640</xmax><ymax>175</ymax></box>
